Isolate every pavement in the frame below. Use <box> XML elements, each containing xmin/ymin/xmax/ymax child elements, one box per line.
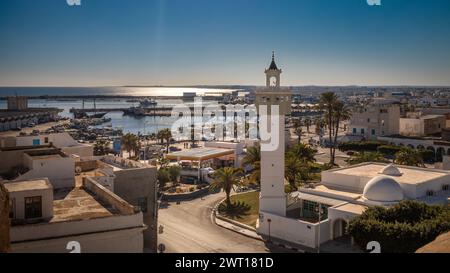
<box><xmin>158</xmin><ymin>192</ymin><xmax>296</xmax><ymax>253</ymax></box>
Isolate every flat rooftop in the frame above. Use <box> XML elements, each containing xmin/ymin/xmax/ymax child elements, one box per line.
<box><xmin>52</xmin><ymin>187</ymin><xmax>119</xmax><ymax>223</ymax></box>
<box><xmin>3</xmin><ymin>179</ymin><xmax>52</xmax><ymax>193</ymax></box>
<box><xmin>166</xmin><ymin>147</ymin><xmax>234</xmax><ymax>161</ymax></box>
<box><xmin>332</xmin><ymin>203</ymin><xmax>367</xmax><ymax>215</ymax></box>
<box><xmin>329</xmin><ymin>163</ymin><xmax>450</xmax><ymax>185</ymax></box>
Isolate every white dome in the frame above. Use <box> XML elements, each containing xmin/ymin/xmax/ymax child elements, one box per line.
<box><xmin>379</xmin><ymin>164</ymin><xmax>402</xmax><ymax>177</ymax></box>
<box><xmin>363</xmin><ymin>176</ymin><xmax>404</xmax><ymax>203</ymax></box>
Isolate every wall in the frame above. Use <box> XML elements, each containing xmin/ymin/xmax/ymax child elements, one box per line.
<box><xmin>400</xmin><ymin>118</ymin><xmax>423</xmax><ymax>137</ymax></box>
<box><xmin>10</xmin><ymin>213</ymin><xmax>143</xmax><ymax>243</ymax></box>
<box><xmin>423</xmin><ymin>116</ymin><xmax>446</xmax><ymax>135</ymax></box>
<box><xmin>0</xmin><ymin>150</ymin><xmax>26</xmax><ymax>173</ymax></box>
<box><xmin>11</xmin><ymin>227</ymin><xmax>144</xmax><ymax>253</ymax></box>
<box><xmin>82</xmin><ymin>177</ymin><xmax>134</xmax><ymax>215</ymax></box>
<box><xmin>113</xmin><ymin>166</ymin><xmax>157</xmax><ymax>251</ymax></box>
<box><xmin>17</xmin><ymin>154</ymin><xmax>75</xmax><ymax>189</ymax></box>
<box><xmin>7</xmin><ymin>181</ymin><xmax>54</xmax><ymax>221</ymax></box>
<box><xmin>258</xmin><ymin>211</ymin><xmax>330</xmax><ymax>248</ymax></box>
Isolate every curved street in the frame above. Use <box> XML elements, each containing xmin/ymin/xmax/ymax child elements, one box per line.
<box><xmin>158</xmin><ymin>192</ymin><xmax>290</xmax><ymax>253</ymax></box>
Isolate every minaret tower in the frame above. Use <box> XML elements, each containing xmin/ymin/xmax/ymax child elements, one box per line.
<box><xmin>256</xmin><ymin>52</ymin><xmax>292</xmax><ymax>222</ymax></box>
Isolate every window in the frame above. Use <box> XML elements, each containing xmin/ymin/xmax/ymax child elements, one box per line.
<box><xmin>44</xmin><ymin>137</ymin><xmax>49</xmax><ymax>144</ymax></box>
<box><xmin>361</xmin><ymin>129</ymin><xmax>365</xmax><ymax>134</ymax></box>
<box><xmin>352</xmin><ymin>128</ymin><xmax>357</xmax><ymax>134</ymax></box>
<box><xmin>367</xmin><ymin>118</ymin><xmax>371</xmax><ymax>123</ymax></box>
<box><xmin>372</xmin><ymin>129</ymin><xmax>376</xmax><ymax>136</ymax></box>
<box><xmin>25</xmin><ymin>196</ymin><xmax>42</xmax><ymax>219</ymax></box>
<box><xmin>9</xmin><ymin>198</ymin><xmax>15</xmax><ymax>219</ymax></box>
<box><xmin>137</xmin><ymin>197</ymin><xmax>148</xmax><ymax>213</ymax></box>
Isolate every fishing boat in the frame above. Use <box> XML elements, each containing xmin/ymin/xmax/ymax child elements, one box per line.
<box><xmin>139</xmin><ymin>98</ymin><xmax>157</xmax><ymax>107</ymax></box>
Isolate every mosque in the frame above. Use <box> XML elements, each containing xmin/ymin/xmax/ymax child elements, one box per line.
<box><xmin>256</xmin><ymin>53</ymin><xmax>450</xmax><ymax>250</ymax></box>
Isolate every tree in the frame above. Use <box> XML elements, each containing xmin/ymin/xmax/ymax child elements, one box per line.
<box><xmin>292</xmin><ymin>119</ymin><xmax>304</xmax><ymax>144</ymax></box>
<box><xmin>347</xmin><ymin>152</ymin><xmax>389</xmax><ymax>165</ymax></box>
<box><xmin>331</xmin><ymin>101</ymin><xmax>352</xmax><ymax>163</ymax></box>
<box><xmin>242</xmin><ymin>146</ymin><xmax>261</xmax><ymax>185</ymax></box>
<box><xmin>320</xmin><ymin>92</ymin><xmax>338</xmax><ymax>165</ymax></box>
<box><xmin>168</xmin><ymin>165</ymin><xmax>181</xmax><ymax>184</ymax></box>
<box><xmin>288</xmin><ymin>143</ymin><xmax>317</xmax><ymax>163</ymax></box>
<box><xmin>319</xmin><ymin>92</ymin><xmax>352</xmax><ymax>166</ymax></box>
<box><xmin>0</xmin><ymin>182</ymin><xmax>10</xmax><ymax>253</ymax></box>
<box><xmin>395</xmin><ymin>148</ymin><xmax>425</xmax><ymax>167</ymax></box>
<box><xmin>304</xmin><ymin>118</ymin><xmax>312</xmax><ymax>134</ymax></box>
<box><xmin>157</xmin><ymin>128</ymin><xmax>172</xmax><ymax>153</ymax></box>
<box><xmin>210</xmin><ymin>167</ymin><xmax>243</xmax><ymax>208</ymax></box>
<box><xmin>121</xmin><ymin>133</ymin><xmax>140</xmax><ymax>158</ymax></box>
<box><xmin>284</xmin><ymin>144</ymin><xmax>317</xmax><ymax>191</ymax></box>
<box><xmin>157</xmin><ymin>168</ymin><xmax>171</xmax><ymax>189</ymax></box>
<box><xmin>94</xmin><ymin>139</ymin><xmax>110</xmax><ymax>156</ymax></box>
<box><xmin>348</xmin><ymin>201</ymin><xmax>450</xmax><ymax>253</ymax></box>
<box><xmin>285</xmin><ymin>155</ymin><xmax>303</xmax><ymax>191</ymax></box>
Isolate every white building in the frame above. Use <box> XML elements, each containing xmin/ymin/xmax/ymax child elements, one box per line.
<box><xmin>0</xmin><ymin>132</ymin><xmax>93</xmax><ymax>157</ymax></box>
<box><xmin>256</xmin><ymin>52</ymin><xmax>292</xmax><ymax>233</ymax></box>
<box><xmin>400</xmin><ymin>114</ymin><xmax>446</xmax><ymax>137</ymax></box>
<box><xmin>347</xmin><ymin>99</ymin><xmax>400</xmax><ymax>140</ymax></box>
<box><xmin>4</xmin><ymin>177</ymin><xmax>145</xmax><ymax>253</ymax></box>
<box><xmin>258</xmin><ymin>162</ymin><xmax>450</xmax><ymax>250</ymax></box>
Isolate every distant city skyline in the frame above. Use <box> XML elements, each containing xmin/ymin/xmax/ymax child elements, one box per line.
<box><xmin>1</xmin><ymin>0</ymin><xmax>450</xmax><ymax>87</ymax></box>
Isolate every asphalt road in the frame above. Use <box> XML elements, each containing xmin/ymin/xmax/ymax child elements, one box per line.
<box><xmin>158</xmin><ymin>192</ymin><xmax>291</xmax><ymax>253</ymax></box>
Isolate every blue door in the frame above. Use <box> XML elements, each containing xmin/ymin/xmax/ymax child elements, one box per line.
<box><xmin>32</xmin><ymin>139</ymin><xmax>40</xmax><ymax>146</ymax></box>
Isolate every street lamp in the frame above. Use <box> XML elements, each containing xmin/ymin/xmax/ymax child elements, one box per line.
<box><xmin>267</xmin><ymin>219</ymin><xmax>272</xmax><ymax>244</ymax></box>
<box><xmin>315</xmin><ymin>202</ymin><xmax>324</xmax><ymax>253</ymax></box>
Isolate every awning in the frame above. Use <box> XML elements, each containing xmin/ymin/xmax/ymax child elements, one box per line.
<box><xmin>290</xmin><ymin>192</ymin><xmax>346</xmax><ymax>207</ymax></box>
<box><xmin>165</xmin><ymin>147</ymin><xmax>234</xmax><ymax>161</ymax></box>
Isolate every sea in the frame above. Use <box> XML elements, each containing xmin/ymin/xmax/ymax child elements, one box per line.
<box><xmin>0</xmin><ymin>87</ymin><xmax>239</xmax><ymax>135</ymax></box>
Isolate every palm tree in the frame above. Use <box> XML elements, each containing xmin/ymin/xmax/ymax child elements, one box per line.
<box><xmin>285</xmin><ymin>155</ymin><xmax>302</xmax><ymax>191</ymax></box>
<box><xmin>210</xmin><ymin>167</ymin><xmax>243</xmax><ymax>208</ymax></box>
<box><xmin>242</xmin><ymin>146</ymin><xmax>261</xmax><ymax>185</ymax></box>
<box><xmin>304</xmin><ymin>118</ymin><xmax>312</xmax><ymax>134</ymax></box>
<box><xmin>0</xmin><ymin>182</ymin><xmax>10</xmax><ymax>253</ymax></box>
<box><xmin>320</xmin><ymin>92</ymin><xmax>338</xmax><ymax>165</ymax></box>
<box><xmin>157</xmin><ymin>128</ymin><xmax>172</xmax><ymax>153</ymax></box>
<box><xmin>293</xmin><ymin>119</ymin><xmax>304</xmax><ymax>144</ymax></box>
<box><xmin>121</xmin><ymin>133</ymin><xmax>133</xmax><ymax>158</ymax></box>
<box><xmin>331</xmin><ymin>101</ymin><xmax>352</xmax><ymax>164</ymax></box>
<box><xmin>94</xmin><ymin>139</ymin><xmax>110</xmax><ymax>156</ymax></box>
<box><xmin>395</xmin><ymin>149</ymin><xmax>425</xmax><ymax>167</ymax></box>
<box><xmin>288</xmin><ymin>143</ymin><xmax>317</xmax><ymax>163</ymax></box>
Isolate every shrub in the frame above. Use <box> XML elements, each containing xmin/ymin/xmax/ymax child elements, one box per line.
<box><xmin>419</xmin><ymin>150</ymin><xmax>435</xmax><ymax>163</ymax></box>
<box><xmin>377</xmin><ymin>145</ymin><xmax>403</xmax><ymax>156</ymax></box>
<box><xmin>189</xmin><ymin>187</ymin><xmax>195</xmax><ymax>192</ymax></box>
<box><xmin>348</xmin><ymin>201</ymin><xmax>450</xmax><ymax>253</ymax></box>
<box><xmin>338</xmin><ymin>141</ymin><xmax>383</xmax><ymax>152</ymax></box>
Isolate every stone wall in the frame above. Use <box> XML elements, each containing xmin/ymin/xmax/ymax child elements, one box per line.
<box><xmin>0</xmin><ymin>182</ymin><xmax>11</xmax><ymax>253</ymax></box>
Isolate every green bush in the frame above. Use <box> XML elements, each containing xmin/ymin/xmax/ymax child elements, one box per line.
<box><xmin>377</xmin><ymin>145</ymin><xmax>403</xmax><ymax>156</ymax></box>
<box><xmin>338</xmin><ymin>141</ymin><xmax>383</xmax><ymax>152</ymax></box>
<box><xmin>348</xmin><ymin>201</ymin><xmax>450</xmax><ymax>253</ymax></box>
<box><xmin>419</xmin><ymin>150</ymin><xmax>435</xmax><ymax>163</ymax></box>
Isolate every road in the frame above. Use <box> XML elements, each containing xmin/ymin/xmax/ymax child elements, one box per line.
<box><xmin>0</xmin><ymin>120</ymin><xmax>69</xmax><ymax>137</ymax></box>
<box><xmin>158</xmin><ymin>192</ymin><xmax>290</xmax><ymax>253</ymax></box>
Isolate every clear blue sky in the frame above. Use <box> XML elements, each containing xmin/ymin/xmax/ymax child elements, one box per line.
<box><xmin>1</xmin><ymin>0</ymin><xmax>450</xmax><ymax>86</ymax></box>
